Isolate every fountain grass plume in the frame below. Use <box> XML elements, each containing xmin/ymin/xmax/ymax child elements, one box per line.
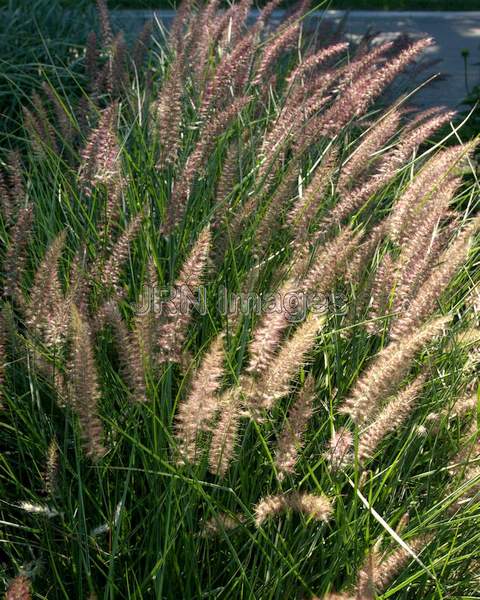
<box><xmin>253</xmin><ymin>21</ymin><xmax>300</xmax><ymax>86</ymax></box>
<box><xmin>387</xmin><ymin>143</ymin><xmax>475</xmax><ymax>244</ymax></box>
<box><xmin>158</xmin><ymin>226</ymin><xmax>212</xmax><ymax>363</ymax></box>
<box><xmin>337</xmin><ymin>109</ymin><xmax>402</xmax><ymax>193</ymax></box>
<box><xmin>26</xmin><ymin>231</ymin><xmax>69</xmax><ymax>349</ymax></box>
<box><xmin>357</xmin><ymin>373</ymin><xmax>426</xmax><ymax>462</ymax></box>
<box><xmin>319</xmin><ymin>39</ymin><xmax>433</xmax><ymax>137</ymax></box>
<box><xmin>389</xmin><ymin>177</ymin><xmax>462</xmax><ymax>336</ymax></box>
<box><xmin>339</xmin><ymin>316</ymin><xmax>450</xmax><ymax>423</ymax></box>
<box><xmin>68</xmin><ymin>305</ymin><xmax>106</xmax><ymax>460</ymax></box>
<box><xmin>97</xmin><ymin>212</ymin><xmax>144</xmax><ymax>294</ymax></box>
<box><xmin>367</xmin><ymin>252</ymin><xmax>394</xmax><ymax>334</ymax></box>
<box><xmin>3</xmin><ymin>203</ymin><xmax>33</xmax><ymax>305</ymax></box>
<box><xmin>97</xmin><ymin>301</ymin><xmax>147</xmax><ymax>403</ymax></box>
<box><xmin>390</xmin><ymin>217</ymin><xmax>480</xmax><ymax>340</ymax></box>
<box><xmin>258</xmin><ymin>313</ymin><xmax>325</xmax><ymax>409</ymax></box>
<box><xmin>79</xmin><ymin>102</ymin><xmax>120</xmax><ymax>196</ymax></box>
<box><xmin>254</xmin><ymin>491</ymin><xmax>333</xmax><ymax>526</ymax></box>
<box><xmin>166</xmin><ymin>96</ymin><xmax>251</xmax><ymax>232</ymax></box>
<box><xmin>175</xmin><ymin>334</ymin><xmax>225</xmax><ymax>464</ymax></box>
<box><xmin>5</xmin><ymin>575</ymin><xmax>32</xmax><ymax>600</ymax></box>
<box><xmin>208</xmin><ymin>387</ymin><xmax>242</xmax><ymax>476</ymax></box>
<box><xmin>246</xmin><ymin>278</ymin><xmax>299</xmax><ymax>376</ymax></box>
<box><xmin>155</xmin><ymin>48</ymin><xmax>184</xmax><ymax>169</ymax></box>
<box><xmin>274</xmin><ymin>374</ymin><xmax>315</xmax><ymax>480</ymax></box>
<box><xmin>286</xmin><ymin>42</ymin><xmax>348</xmax><ymax>88</ymax></box>
<box><xmin>288</xmin><ymin>148</ymin><xmax>338</xmax><ymax>244</ymax></box>
<box><xmin>96</xmin><ymin>0</ymin><xmax>113</xmax><ymax>48</ymax></box>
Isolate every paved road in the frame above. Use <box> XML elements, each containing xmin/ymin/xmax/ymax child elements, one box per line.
<box><xmin>112</xmin><ymin>10</ymin><xmax>480</xmax><ymax>109</ymax></box>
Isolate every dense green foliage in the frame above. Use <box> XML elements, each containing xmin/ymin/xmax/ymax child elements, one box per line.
<box><xmin>0</xmin><ymin>2</ymin><xmax>479</xmax><ymax>599</ymax></box>
<box><xmin>0</xmin><ymin>0</ymin><xmax>94</xmax><ymax>147</ymax></box>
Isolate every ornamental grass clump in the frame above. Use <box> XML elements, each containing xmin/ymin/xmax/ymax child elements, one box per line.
<box><xmin>0</xmin><ymin>0</ymin><xmax>479</xmax><ymax>597</ymax></box>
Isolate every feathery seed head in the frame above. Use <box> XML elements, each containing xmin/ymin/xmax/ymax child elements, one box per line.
<box><xmin>201</xmin><ymin>512</ymin><xmax>246</xmax><ymax>537</ymax></box>
<box><xmin>26</xmin><ymin>231</ymin><xmax>69</xmax><ymax>349</ymax></box>
<box><xmin>274</xmin><ymin>375</ymin><xmax>315</xmax><ymax>479</ymax></box>
<box><xmin>387</xmin><ymin>143</ymin><xmax>476</xmax><ymax>244</ymax></box>
<box><xmin>98</xmin><ymin>301</ymin><xmax>147</xmax><ymax>402</ymax></box>
<box><xmin>79</xmin><ymin>102</ymin><xmax>120</xmax><ymax>196</ymax></box>
<box><xmin>390</xmin><ymin>217</ymin><xmax>480</xmax><ymax>340</ymax></box>
<box><xmin>288</xmin><ymin>148</ymin><xmax>338</xmax><ymax>245</ymax></box>
<box><xmin>259</xmin><ymin>313</ymin><xmax>325</xmax><ymax>409</ymax></box>
<box><xmin>98</xmin><ymin>212</ymin><xmax>144</xmax><ymax>293</ymax></box>
<box><xmin>340</xmin><ymin>316</ymin><xmax>450</xmax><ymax>423</ymax></box>
<box><xmin>287</xmin><ymin>42</ymin><xmax>348</xmax><ymax>88</ymax></box>
<box><xmin>3</xmin><ymin>203</ymin><xmax>33</xmax><ymax>306</ymax></box>
<box><xmin>290</xmin><ymin>492</ymin><xmax>333</xmax><ymax>522</ymax></box>
<box><xmin>319</xmin><ymin>38</ymin><xmax>433</xmax><ymax>138</ymax></box>
<box><xmin>254</xmin><ymin>491</ymin><xmax>333</xmax><ymax>526</ymax></box>
<box><xmin>5</xmin><ymin>575</ymin><xmax>31</xmax><ymax>600</ymax></box>
<box><xmin>302</xmin><ymin>227</ymin><xmax>358</xmax><ymax>294</ymax></box>
<box><xmin>253</xmin><ymin>22</ymin><xmax>300</xmax><ymax>86</ymax></box>
<box><xmin>85</xmin><ymin>31</ymin><xmax>99</xmax><ymax>88</ymax></box>
<box><xmin>69</xmin><ymin>305</ymin><xmax>106</xmax><ymax>460</ymax></box>
<box><xmin>165</xmin><ymin>97</ymin><xmax>251</xmax><ymax>232</ymax></box>
<box><xmin>372</xmin><ymin>535</ymin><xmax>432</xmax><ymax>592</ymax></box>
<box><xmin>337</xmin><ymin>109</ymin><xmax>402</xmax><ymax>192</ymax></box>
<box><xmin>96</xmin><ymin>0</ymin><xmax>113</xmax><ymax>47</ymax></box>
<box><xmin>246</xmin><ymin>278</ymin><xmax>298</xmax><ymax>376</ymax></box>
<box><xmin>366</xmin><ymin>252</ymin><xmax>395</xmax><ymax>334</ymax></box>
<box><xmin>44</xmin><ymin>437</ymin><xmax>60</xmax><ymax>496</ymax></box>
<box><xmin>208</xmin><ymin>387</ymin><xmax>242</xmax><ymax>477</ymax></box>
<box><xmin>324</xmin><ymin>427</ymin><xmax>354</xmax><ymax>470</ymax></box>
<box><xmin>357</xmin><ymin>373</ymin><xmax>426</xmax><ymax>463</ymax></box>
<box><xmin>155</xmin><ymin>49</ymin><xmax>184</xmax><ymax>169</ymax></box>
<box><xmin>158</xmin><ymin>226</ymin><xmax>212</xmax><ymax>363</ymax></box>
<box><xmin>254</xmin><ymin>493</ymin><xmax>289</xmax><ymax>526</ymax></box>
<box><xmin>175</xmin><ymin>334</ymin><xmax>225</xmax><ymax>464</ymax></box>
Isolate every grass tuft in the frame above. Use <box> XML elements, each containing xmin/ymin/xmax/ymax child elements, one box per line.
<box><xmin>0</xmin><ymin>1</ymin><xmax>479</xmax><ymax>598</ymax></box>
